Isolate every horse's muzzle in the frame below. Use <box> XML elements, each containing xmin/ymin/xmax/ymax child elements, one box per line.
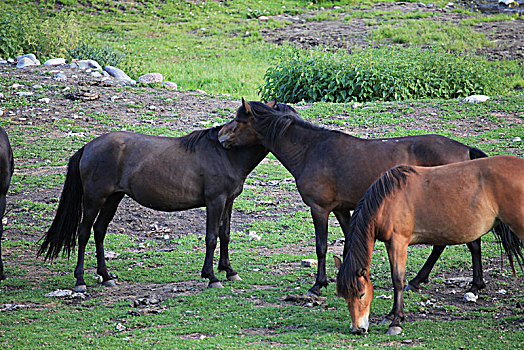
<box><xmin>351</xmin><ymin>327</ymin><xmax>368</xmax><ymax>335</ymax></box>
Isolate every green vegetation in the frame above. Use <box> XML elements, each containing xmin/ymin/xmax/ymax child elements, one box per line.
<box><xmin>259</xmin><ymin>46</ymin><xmax>509</xmax><ymax>103</ymax></box>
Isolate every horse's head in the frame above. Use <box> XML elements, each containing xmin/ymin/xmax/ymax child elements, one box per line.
<box><xmin>218</xmin><ymin>98</ymin><xmax>264</xmax><ymax>149</ymax></box>
<box><xmin>218</xmin><ymin>98</ymin><xmax>299</xmax><ymax>149</ymax></box>
<box><xmin>335</xmin><ymin>256</ymin><xmax>374</xmax><ymax>335</ymax></box>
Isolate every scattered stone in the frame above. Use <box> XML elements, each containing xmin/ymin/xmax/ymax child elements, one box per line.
<box><xmin>301</xmin><ymin>259</ymin><xmax>318</xmax><ymax>268</ymax></box>
<box><xmin>496</xmin><ymin>289</ymin><xmax>507</xmax><ymax>295</ymax></box>
<box><xmin>0</xmin><ymin>93</ymin><xmax>4</xmax><ymax>98</ymax></box>
<box><xmin>65</xmin><ymin>89</ymin><xmax>99</xmax><ymax>101</ymax></box>
<box><xmin>38</xmin><ymin>98</ymin><xmax>50</xmax><ymax>104</ymax></box>
<box><xmin>11</xmin><ymin>83</ymin><xmax>23</xmax><ymax>89</ymax></box>
<box><xmin>17</xmin><ymin>53</ymin><xmax>39</xmax><ymax>63</ymax></box>
<box><xmin>115</xmin><ymin>323</ymin><xmax>126</xmax><ymax>332</ymax></box>
<box><xmin>45</xmin><ymin>289</ymin><xmax>73</xmax><ymax>298</ymax></box>
<box><xmin>283</xmin><ymin>294</ymin><xmax>325</xmax><ymax>307</ymax></box>
<box><xmin>351</xmin><ymin>102</ymin><xmax>362</xmax><ymax>109</ymax></box>
<box><xmin>376</xmin><ymin>294</ymin><xmax>392</xmax><ymax>299</ymax></box>
<box><xmin>16</xmin><ymin>57</ymin><xmax>37</xmax><ymax>68</ymax></box>
<box><xmin>194</xmin><ymin>89</ymin><xmax>207</xmax><ymax>94</ymax></box>
<box><xmin>463</xmin><ymin>95</ymin><xmax>490</xmax><ymax>103</ymax></box>
<box><xmin>53</xmin><ymin>73</ymin><xmax>67</xmax><ymax>81</ymax></box>
<box><xmin>44</xmin><ymin>58</ymin><xmax>66</xmax><ymax>66</ymax></box>
<box><xmin>15</xmin><ymin>91</ymin><xmax>34</xmax><ymax>97</ymax></box>
<box><xmin>258</xmin><ymin>16</ymin><xmax>269</xmax><ymax>21</ymax></box>
<box><xmin>248</xmin><ymin>231</ymin><xmax>261</xmax><ymax>241</ymax></box>
<box><xmin>32</xmin><ymin>84</ymin><xmax>43</xmax><ymax>89</ymax></box>
<box><xmin>463</xmin><ymin>292</ymin><xmax>478</xmax><ymax>303</ymax></box>
<box><xmin>149</xmin><ymin>105</ymin><xmax>158</xmax><ymax>111</ymax></box>
<box><xmin>105</xmin><ymin>251</ymin><xmax>120</xmax><ymax>260</ymax></box>
<box><xmin>71</xmin><ymin>59</ymin><xmax>102</xmax><ymax>71</ymax></box>
<box><xmin>137</xmin><ymin>73</ymin><xmax>163</xmax><ymax>85</ymax></box>
<box><xmin>162</xmin><ymin>81</ymin><xmax>178</xmax><ymax>90</ymax></box>
<box><xmin>105</xmin><ymin>66</ymin><xmax>136</xmax><ymax>85</ymax></box>
<box><xmin>91</xmin><ymin>71</ymin><xmax>102</xmax><ymax>78</ymax></box>
<box><xmin>499</xmin><ymin>0</ymin><xmax>518</xmax><ymax>6</ymax></box>
<box><xmin>512</xmin><ymin>137</ymin><xmax>521</xmax><ymax>142</ymax></box>
<box><xmin>0</xmin><ymin>303</ymin><xmax>29</xmax><ymax>312</ymax></box>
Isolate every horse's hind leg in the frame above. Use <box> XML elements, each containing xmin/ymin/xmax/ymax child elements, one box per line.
<box><xmin>74</xmin><ymin>205</ymin><xmax>100</xmax><ymax>292</ymax></box>
<box><xmin>217</xmin><ymin>200</ymin><xmax>240</xmax><ymax>281</ymax></box>
<box><xmin>406</xmin><ymin>245</ymin><xmax>445</xmax><ymax>291</ymax></box>
<box><xmin>0</xmin><ymin>194</ymin><xmax>6</xmax><ymax>281</ymax></box>
<box><xmin>466</xmin><ymin>238</ymin><xmax>485</xmax><ymax>293</ymax></box>
<box><xmin>308</xmin><ymin>206</ymin><xmax>330</xmax><ymax>296</ymax></box>
<box><xmin>93</xmin><ymin>193</ymin><xmax>124</xmax><ymax>287</ymax></box>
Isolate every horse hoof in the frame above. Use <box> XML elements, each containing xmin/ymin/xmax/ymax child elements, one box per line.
<box><xmin>386</xmin><ymin>326</ymin><xmax>402</xmax><ymax>335</ymax></box>
<box><xmin>404</xmin><ymin>284</ymin><xmax>417</xmax><ymax>292</ymax></box>
<box><xmin>307</xmin><ymin>290</ymin><xmax>321</xmax><ymax>297</ymax></box>
<box><xmin>209</xmin><ymin>281</ymin><xmax>224</xmax><ymax>289</ymax></box>
<box><xmin>227</xmin><ymin>274</ymin><xmax>242</xmax><ymax>281</ymax></box>
<box><xmin>75</xmin><ymin>284</ymin><xmax>87</xmax><ymax>293</ymax></box>
<box><xmin>102</xmin><ymin>279</ymin><xmax>117</xmax><ymax>288</ymax></box>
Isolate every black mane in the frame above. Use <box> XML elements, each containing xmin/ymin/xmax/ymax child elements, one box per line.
<box><xmin>241</xmin><ymin>101</ymin><xmax>333</xmax><ymax>149</ymax></box>
<box><xmin>336</xmin><ymin>165</ymin><xmax>418</xmax><ymax>298</ymax></box>
<box><xmin>179</xmin><ymin>125</ymin><xmax>223</xmax><ymax>152</ymax></box>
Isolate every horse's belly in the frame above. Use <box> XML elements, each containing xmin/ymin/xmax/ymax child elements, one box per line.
<box><xmin>411</xmin><ymin>218</ymin><xmax>494</xmax><ymax>246</ymax></box>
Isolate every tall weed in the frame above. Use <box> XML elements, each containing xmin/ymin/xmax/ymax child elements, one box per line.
<box><xmin>259</xmin><ymin>46</ymin><xmax>508</xmax><ymax>103</ymax></box>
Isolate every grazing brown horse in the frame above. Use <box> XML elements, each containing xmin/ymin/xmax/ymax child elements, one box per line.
<box><xmin>38</xmin><ymin>101</ymin><xmax>297</xmax><ymax>292</ymax></box>
<box><xmin>218</xmin><ymin>99</ymin><xmax>489</xmax><ymax>296</ymax></box>
<box><xmin>335</xmin><ymin>155</ymin><xmax>524</xmax><ymax>335</ymax></box>
<box><xmin>0</xmin><ymin>126</ymin><xmax>14</xmax><ymax>281</ymax></box>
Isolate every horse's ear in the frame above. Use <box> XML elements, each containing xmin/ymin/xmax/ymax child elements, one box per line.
<box><xmin>266</xmin><ymin>99</ymin><xmax>277</xmax><ymax>109</ymax></box>
<box><xmin>357</xmin><ymin>268</ymin><xmax>366</xmax><ymax>277</ymax></box>
<box><xmin>242</xmin><ymin>97</ymin><xmax>253</xmax><ymax>115</ymax></box>
<box><xmin>334</xmin><ymin>256</ymin><xmax>342</xmax><ymax>270</ymax></box>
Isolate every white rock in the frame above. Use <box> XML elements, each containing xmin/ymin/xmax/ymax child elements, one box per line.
<box><xmin>463</xmin><ymin>292</ymin><xmax>478</xmax><ymax>302</ymax></box>
<box><xmin>499</xmin><ymin>0</ymin><xmax>517</xmax><ymax>6</ymax></box>
<box><xmin>115</xmin><ymin>323</ymin><xmax>126</xmax><ymax>332</ymax></box>
<box><xmin>38</xmin><ymin>98</ymin><xmax>50</xmax><ymax>103</ymax></box>
<box><xmin>512</xmin><ymin>137</ymin><xmax>521</xmax><ymax>142</ymax></box>
<box><xmin>137</xmin><ymin>72</ymin><xmax>163</xmax><ymax>84</ymax></box>
<box><xmin>496</xmin><ymin>289</ymin><xmax>507</xmax><ymax>295</ymax></box>
<box><xmin>15</xmin><ymin>91</ymin><xmax>34</xmax><ymax>96</ymax></box>
<box><xmin>45</xmin><ymin>289</ymin><xmax>73</xmax><ymax>298</ymax></box>
<box><xmin>105</xmin><ymin>66</ymin><xmax>136</xmax><ymax>85</ymax></box>
<box><xmin>464</xmin><ymin>95</ymin><xmax>490</xmax><ymax>103</ymax></box>
<box><xmin>163</xmin><ymin>81</ymin><xmax>178</xmax><ymax>90</ymax></box>
<box><xmin>11</xmin><ymin>83</ymin><xmax>23</xmax><ymax>89</ymax></box>
<box><xmin>72</xmin><ymin>59</ymin><xmax>102</xmax><ymax>71</ymax></box>
<box><xmin>44</xmin><ymin>58</ymin><xmax>66</xmax><ymax>66</ymax></box>
<box><xmin>248</xmin><ymin>231</ymin><xmax>261</xmax><ymax>241</ymax></box>
<box><xmin>194</xmin><ymin>89</ymin><xmax>207</xmax><ymax>94</ymax></box>
<box><xmin>32</xmin><ymin>84</ymin><xmax>43</xmax><ymax>89</ymax></box>
<box><xmin>16</xmin><ymin>57</ymin><xmax>37</xmax><ymax>68</ymax></box>
<box><xmin>53</xmin><ymin>73</ymin><xmax>67</xmax><ymax>81</ymax></box>
<box><xmin>376</xmin><ymin>294</ymin><xmax>392</xmax><ymax>299</ymax></box>
<box><xmin>0</xmin><ymin>93</ymin><xmax>3</xmax><ymax>99</ymax></box>
<box><xmin>91</xmin><ymin>71</ymin><xmax>102</xmax><ymax>78</ymax></box>
<box><xmin>17</xmin><ymin>53</ymin><xmax>38</xmax><ymax>63</ymax></box>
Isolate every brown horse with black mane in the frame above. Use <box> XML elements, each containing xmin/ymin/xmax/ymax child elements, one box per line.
<box><xmin>335</xmin><ymin>155</ymin><xmax>524</xmax><ymax>335</ymax></box>
<box><xmin>38</xmin><ymin>101</ymin><xmax>296</xmax><ymax>292</ymax></box>
<box><xmin>0</xmin><ymin>126</ymin><xmax>14</xmax><ymax>281</ymax></box>
<box><xmin>219</xmin><ymin>98</ymin><xmax>490</xmax><ymax>296</ymax></box>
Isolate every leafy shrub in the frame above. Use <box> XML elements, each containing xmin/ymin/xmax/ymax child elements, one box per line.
<box><xmin>259</xmin><ymin>46</ymin><xmax>507</xmax><ymax>103</ymax></box>
<box><xmin>0</xmin><ymin>7</ymin><xmax>80</xmax><ymax>59</ymax></box>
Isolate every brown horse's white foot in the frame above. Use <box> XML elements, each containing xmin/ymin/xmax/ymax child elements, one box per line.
<box><xmin>209</xmin><ymin>281</ymin><xmax>224</xmax><ymax>288</ymax></box>
<box><xmin>227</xmin><ymin>274</ymin><xmax>242</xmax><ymax>281</ymax></box>
<box><xmin>386</xmin><ymin>326</ymin><xmax>402</xmax><ymax>335</ymax></box>
<box><xmin>75</xmin><ymin>284</ymin><xmax>87</xmax><ymax>293</ymax></box>
<box><xmin>102</xmin><ymin>279</ymin><xmax>117</xmax><ymax>287</ymax></box>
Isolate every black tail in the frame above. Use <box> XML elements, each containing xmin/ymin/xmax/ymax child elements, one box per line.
<box><xmin>469</xmin><ymin>147</ymin><xmax>488</xmax><ymax>160</ymax></box>
<box><xmin>493</xmin><ymin>223</ymin><xmax>524</xmax><ymax>278</ymax></box>
<box><xmin>38</xmin><ymin>147</ymin><xmax>85</xmax><ymax>260</ymax></box>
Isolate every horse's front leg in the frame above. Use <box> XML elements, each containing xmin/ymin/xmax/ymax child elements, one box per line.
<box><xmin>384</xmin><ymin>240</ymin><xmax>408</xmax><ymax>335</ymax></box>
<box><xmin>217</xmin><ymin>200</ymin><xmax>241</xmax><ymax>281</ymax></box>
<box><xmin>308</xmin><ymin>206</ymin><xmax>330</xmax><ymax>296</ymax></box>
<box><xmin>201</xmin><ymin>197</ymin><xmax>226</xmax><ymax>288</ymax></box>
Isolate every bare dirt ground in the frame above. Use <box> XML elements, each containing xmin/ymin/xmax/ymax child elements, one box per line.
<box><xmin>1</xmin><ymin>2</ymin><xmax>523</xmax><ymax>332</ymax></box>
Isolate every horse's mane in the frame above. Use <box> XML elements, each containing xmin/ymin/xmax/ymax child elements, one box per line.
<box><xmin>241</xmin><ymin>101</ymin><xmax>331</xmax><ymax>149</ymax></box>
<box><xmin>179</xmin><ymin>125</ymin><xmax>223</xmax><ymax>152</ymax></box>
<box><xmin>336</xmin><ymin>165</ymin><xmax>418</xmax><ymax>299</ymax></box>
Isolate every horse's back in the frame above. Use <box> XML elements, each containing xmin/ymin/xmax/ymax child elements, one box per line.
<box><xmin>406</xmin><ymin>155</ymin><xmax>523</xmax><ymax>244</ymax></box>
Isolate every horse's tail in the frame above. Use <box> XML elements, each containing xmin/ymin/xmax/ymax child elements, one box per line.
<box><xmin>468</xmin><ymin>147</ymin><xmax>488</xmax><ymax>160</ymax></box>
<box><xmin>38</xmin><ymin>147</ymin><xmax>85</xmax><ymax>261</ymax></box>
<box><xmin>493</xmin><ymin>222</ymin><xmax>524</xmax><ymax>278</ymax></box>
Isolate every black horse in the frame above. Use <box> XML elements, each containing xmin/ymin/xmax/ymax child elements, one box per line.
<box><xmin>0</xmin><ymin>126</ymin><xmax>14</xmax><ymax>281</ymax></box>
<box><xmin>218</xmin><ymin>99</ymin><xmax>489</xmax><ymax>296</ymax></box>
<box><xmin>38</xmin><ymin>101</ymin><xmax>297</xmax><ymax>292</ymax></box>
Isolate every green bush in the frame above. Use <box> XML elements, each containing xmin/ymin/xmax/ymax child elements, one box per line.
<box><xmin>259</xmin><ymin>46</ymin><xmax>508</xmax><ymax>103</ymax></box>
<box><xmin>67</xmin><ymin>41</ymin><xmax>126</xmax><ymax>69</ymax></box>
<box><xmin>0</xmin><ymin>7</ymin><xmax>80</xmax><ymax>59</ymax></box>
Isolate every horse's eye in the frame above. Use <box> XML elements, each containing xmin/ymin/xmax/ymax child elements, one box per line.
<box><xmin>359</xmin><ymin>292</ymin><xmax>365</xmax><ymax>299</ymax></box>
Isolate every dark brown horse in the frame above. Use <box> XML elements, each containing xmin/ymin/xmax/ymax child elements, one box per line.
<box><xmin>335</xmin><ymin>155</ymin><xmax>524</xmax><ymax>335</ymax></box>
<box><xmin>38</xmin><ymin>101</ymin><xmax>297</xmax><ymax>292</ymax></box>
<box><xmin>0</xmin><ymin>126</ymin><xmax>14</xmax><ymax>281</ymax></box>
<box><xmin>218</xmin><ymin>99</ymin><xmax>489</xmax><ymax>296</ymax></box>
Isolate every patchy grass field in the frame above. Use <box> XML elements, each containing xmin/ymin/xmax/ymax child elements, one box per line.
<box><xmin>0</xmin><ymin>1</ymin><xmax>523</xmax><ymax>349</ymax></box>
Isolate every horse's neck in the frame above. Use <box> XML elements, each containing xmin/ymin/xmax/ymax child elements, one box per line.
<box><xmin>230</xmin><ymin>146</ymin><xmax>268</xmax><ymax>176</ymax></box>
<box><xmin>269</xmin><ymin>124</ymin><xmax>326</xmax><ymax>177</ymax></box>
